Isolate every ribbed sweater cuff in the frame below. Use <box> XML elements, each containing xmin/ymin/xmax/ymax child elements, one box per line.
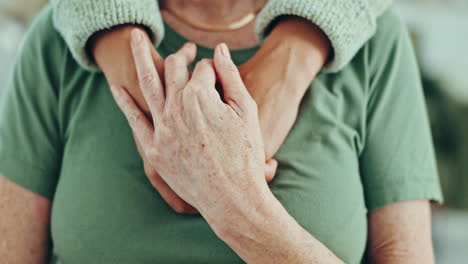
<box><xmin>256</xmin><ymin>0</ymin><xmax>392</xmax><ymax>72</ymax></box>
<box><xmin>51</xmin><ymin>0</ymin><xmax>164</xmax><ymax>71</ymax></box>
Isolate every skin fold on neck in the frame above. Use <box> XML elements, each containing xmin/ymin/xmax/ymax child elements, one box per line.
<box><xmin>159</xmin><ymin>0</ymin><xmax>267</xmax><ymax>49</ymax></box>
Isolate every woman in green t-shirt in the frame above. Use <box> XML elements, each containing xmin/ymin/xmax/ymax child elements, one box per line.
<box><xmin>0</xmin><ymin>1</ymin><xmax>442</xmax><ymax>263</ymax></box>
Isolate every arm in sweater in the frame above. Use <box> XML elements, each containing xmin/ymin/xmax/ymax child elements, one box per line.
<box><xmin>49</xmin><ymin>0</ymin><xmax>390</xmax><ymax>215</ymax></box>
<box><xmin>51</xmin><ymin>0</ymin><xmax>392</xmax><ymax>72</ymax></box>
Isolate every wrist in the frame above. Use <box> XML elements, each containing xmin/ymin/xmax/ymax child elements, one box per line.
<box><xmin>88</xmin><ymin>25</ymin><xmax>153</xmax><ymax>115</ymax></box>
<box><xmin>203</xmin><ymin>177</ymin><xmax>272</xmax><ymax>227</ymax></box>
<box><xmin>207</xmin><ymin>183</ymin><xmax>281</xmax><ymax>239</ymax></box>
<box><xmin>209</xmin><ymin>186</ymin><xmax>309</xmax><ymax>262</ymax></box>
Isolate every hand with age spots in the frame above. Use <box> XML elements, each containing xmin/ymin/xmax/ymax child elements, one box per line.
<box><xmin>113</xmin><ymin>30</ymin><xmax>277</xmax><ymax>214</ymax></box>
<box><xmin>93</xmin><ymin>18</ymin><xmax>331</xmax><ymax>214</ymax></box>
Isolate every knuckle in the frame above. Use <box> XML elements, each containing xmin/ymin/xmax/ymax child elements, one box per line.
<box><xmin>140</xmin><ymin>72</ymin><xmax>157</xmax><ymax>88</ymax></box>
<box><xmin>223</xmin><ymin>60</ymin><xmax>237</xmax><ymax>73</ymax></box>
<box><xmin>129</xmin><ymin>111</ymin><xmax>144</xmax><ymax>125</ymax></box>
<box><xmin>187</xmin><ymin>81</ymin><xmax>203</xmax><ymax>95</ymax></box>
<box><xmin>165</xmin><ymin>54</ymin><xmax>181</xmax><ymax>68</ymax></box>
<box><xmin>148</xmin><ymin>91</ymin><xmax>160</xmax><ymax>104</ymax></box>
<box><xmin>121</xmin><ymin>94</ymin><xmax>134</xmax><ymax>107</ymax></box>
<box><xmin>145</xmin><ymin>146</ymin><xmax>160</xmax><ymax>162</ymax></box>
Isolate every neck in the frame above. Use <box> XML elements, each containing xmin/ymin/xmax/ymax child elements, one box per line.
<box><xmin>160</xmin><ymin>0</ymin><xmax>265</xmax><ymax>27</ymax></box>
<box><xmin>159</xmin><ymin>0</ymin><xmax>266</xmax><ymax>49</ymax></box>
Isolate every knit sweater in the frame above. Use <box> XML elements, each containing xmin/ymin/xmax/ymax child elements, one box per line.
<box><xmin>51</xmin><ymin>0</ymin><xmax>392</xmax><ymax>72</ymax></box>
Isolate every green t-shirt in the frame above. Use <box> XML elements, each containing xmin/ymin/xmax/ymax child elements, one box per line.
<box><xmin>0</xmin><ymin>6</ymin><xmax>442</xmax><ymax>264</ymax></box>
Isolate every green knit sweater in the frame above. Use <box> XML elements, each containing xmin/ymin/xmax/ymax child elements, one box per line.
<box><xmin>51</xmin><ymin>0</ymin><xmax>392</xmax><ymax>72</ymax></box>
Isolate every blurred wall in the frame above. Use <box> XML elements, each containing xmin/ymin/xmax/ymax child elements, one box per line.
<box><xmin>0</xmin><ymin>0</ymin><xmax>47</xmax><ymax>99</ymax></box>
<box><xmin>0</xmin><ymin>0</ymin><xmax>48</xmax><ymax>23</ymax></box>
<box><xmin>396</xmin><ymin>0</ymin><xmax>468</xmax><ymax>106</ymax></box>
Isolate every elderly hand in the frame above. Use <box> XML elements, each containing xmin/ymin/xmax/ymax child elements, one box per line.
<box><xmin>112</xmin><ymin>32</ymin><xmax>344</xmax><ymax>264</ymax></box>
<box><xmin>111</xmin><ymin>29</ymin><xmax>270</xmax><ymax>217</ymax></box>
<box><xmin>94</xmin><ymin>16</ymin><xmax>331</xmax><ymax>213</ymax></box>
<box><xmin>94</xmin><ymin>27</ymin><xmax>277</xmax><ymax>214</ymax></box>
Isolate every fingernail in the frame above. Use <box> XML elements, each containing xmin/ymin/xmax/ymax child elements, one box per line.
<box><xmin>219</xmin><ymin>43</ymin><xmax>231</xmax><ymax>59</ymax></box>
<box><xmin>131</xmin><ymin>29</ymin><xmax>143</xmax><ymax>45</ymax></box>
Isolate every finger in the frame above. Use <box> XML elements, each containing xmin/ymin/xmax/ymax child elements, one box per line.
<box><xmin>131</xmin><ymin>29</ymin><xmax>165</xmax><ymax>123</ymax></box>
<box><xmin>191</xmin><ymin>59</ymin><xmax>216</xmax><ymax>88</ymax></box>
<box><xmin>144</xmin><ymin>164</ymin><xmax>199</xmax><ymax>215</ymax></box>
<box><xmin>133</xmin><ymin>134</ymin><xmax>198</xmax><ymax>215</ymax></box>
<box><xmin>151</xmin><ymin>45</ymin><xmax>165</xmax><ymax>83</ymax></box>
<box><xmin>164</xmin><ymin>42</ymin><xmax>197</xmax><ymax>105</ymax></box>
<box><xmin>110</xmin><ymin>85</ymin><xmax>154</xmax><ymax>147</ymax></box>
<box><xmin>184</xmin><ymin>59</ymin><xmax>220</xmax><ymax>112</ymax></box>
<box><xmin>213</xmin><ymin>43</ymin><xmax>253</xmax><ymax>114</ymax></box>
<box><xmin>264</xmin><ymin>159</ymin><xmax>278</xmax><ymax>183</ymax></box>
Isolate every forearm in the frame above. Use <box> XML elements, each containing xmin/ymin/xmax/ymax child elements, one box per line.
<box><xmin>240</xmin><ymin>16</ymin><xmax>331</xmax><ymax>159</ymax></box>
<box><xmin>206</xmin><ymin>185</ymin><xmax>343</xmax><ymax>263</ymax></box>
<box><xmin>272</xmin><ymin>16</ymin><xmax>331</xmax><ymax>88</ymax></box>
<box><xmin>51</xmin><ymin>0</ymin><xmax>164</xmax><ymax>70</ymax></box>
<box><xmin>246</xmin><ymin>16</ymin><xmax>330</xmax><ymax>102</ymax></box>
<box><xmin>256</xmin><ymin>0</ymin><xmax>392</xmax><ymax>72</ymax></box>
<box><xmin>90</xmin><ymin>25</ymin><xmax>153</xmax><ymax>114</ymax></box>
<box><xmin>0</xmin><ymin>175</ymin><xmax>51</xmax><ymax>263</ymax></box>
<box><xmin>367</xmin><ymin>200</ymin><xmax>435</xmax><ymax>264</ymax></box>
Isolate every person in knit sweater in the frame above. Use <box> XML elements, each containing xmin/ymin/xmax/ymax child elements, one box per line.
<box><xmin>50</xmin><ymin>0</ymin><xmax>394</xmax><ymax>215</ymax></box>
<box><xmin>0</xmin><ymin>0</ymin><xmax>441</xmax><ymax>263</ymax></box>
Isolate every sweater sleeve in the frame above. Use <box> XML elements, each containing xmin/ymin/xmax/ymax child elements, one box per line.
<box><xmin>50</xmin><ymin>0</ymin><xmax>164</xmax><ymax>71</ymax></box>
<box><xmin>256</xmin><ymin>0</ymin><xmax>393</xmax><ymax>72</ymax></box>
<box><xmin>51</xmin><ymin>0</ymin><xmax>391</xmax><ymax>73</ymax></box>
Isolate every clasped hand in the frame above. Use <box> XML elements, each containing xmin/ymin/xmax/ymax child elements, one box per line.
<box><xmin>111</xmin><ymin>29</ymin><xmax>274</xmax><ymax>216</ymax></box>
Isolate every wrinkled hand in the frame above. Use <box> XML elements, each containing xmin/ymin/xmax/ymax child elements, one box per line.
<box><xmin>92</xmin><ymin>27</ymin><xmax>277</xmax><ymax>214</ymax></box>
<box><xmin>118</xmin><ymin>30</ymin><xmax>276</xmax><ymax>214</ymax></box>
<box><xmin>134</xmin><ymin>137</ymin><xmax>277</xmax><ymax>214</ymax></box>
<box><xmin>92</xmin><ymin>17</ymin><xmax>331</xmax><ymax>213</ymax></box>
<box><xmin>111</xmin><ymin>30</ymin><xmax>270</xmax><ymax>216</ymax></box>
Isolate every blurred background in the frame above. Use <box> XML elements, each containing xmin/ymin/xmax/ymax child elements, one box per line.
<box><xmin>0</xmin><ymin>0</ymin><xmax>467</xmax><ymax>262</ymax></box>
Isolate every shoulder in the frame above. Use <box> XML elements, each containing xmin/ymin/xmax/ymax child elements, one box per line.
<box><xmin>14</xmin><ymin>5</ymin><xmax>77</xmax><ymax>94</ymax></box>
<box><xmin>17</xmin><ymin>5</ymin><xmax>69</xmax><ymax>74</ymax></box>
<box><xmin>375</xmin><ymin>8</ymin><xmax>408</xmax><ymax>37</ymax></box>
<box><xmin>365</xmin><ymin>9</ymin><xmax>413</xmax><ymax>73</ymax></box>
<box><xmin>21</xmin><ymin>5</ymin><xmax>63</xmax><ymax>48</ymax></box>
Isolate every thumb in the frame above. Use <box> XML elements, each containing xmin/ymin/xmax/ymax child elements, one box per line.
<box><xmin>264</xmin><ymin>159</ymin><xmax>278</xmax><ymax>183</ymax></box>
<box><xmin>213</xmin><ymin>43</ymin><xmax>252</xmax><ymax>112</ymax></box>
